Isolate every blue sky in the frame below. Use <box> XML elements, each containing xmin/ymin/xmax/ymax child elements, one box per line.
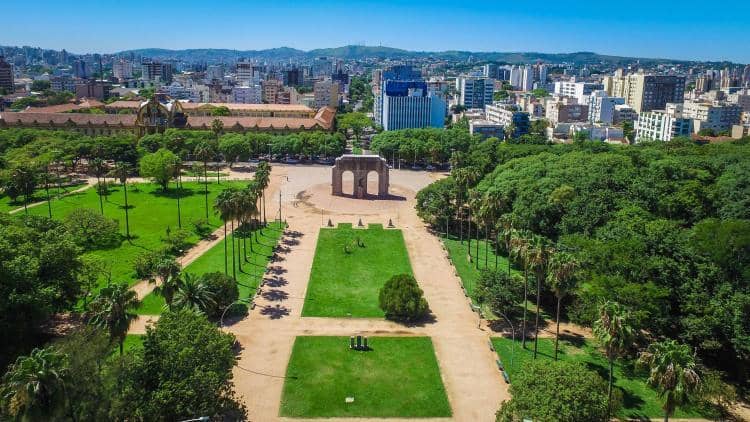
<box><xmin>4</xmin><ymin>0</ymin><xmax>750</xmax><ymax>62</ymax></box>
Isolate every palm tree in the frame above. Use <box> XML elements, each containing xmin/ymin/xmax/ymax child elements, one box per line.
<box><xmin>480</xmin><ymin>190</ymin><xmax>503</xmax><ymax>270</ymax></box>
<box><xmin>528</xmin><ymin>234</ymin><xmax>552</xmax><ymax>359</ymax></box>
<box><xmin>151</xmin><ymin>258</ymin><xmax>182</xmax><ymax>310</ymax></box>
<box><xmin>499</xmin><ymin>214</ymin><xmax>514</xmax><ymax>275</ymax></box>
<box><xmin>173</xmin><ymin>273</ymin><xmax>215</xmax><ymax>313</ymax></box>
<box><xmin>255</xmin><ymin>161</ymin><xmax>271</xmax><ymax>225</ymax></box>
<box><xmin>546</xmin><ymin>251</ymin><xmax>578</xmax><ymax>360</ymax></box>
<box><xmin>510</xmin><ymin>230</ymin><xmax>531</xmax><ymax>348</ymax></box>
<box><xmin>194</xmin><ymin>142</ymin><xmax>214</xmax><ymax>220</ymax></box>
<box><xmin>0</xmin><ymin>347</ymin><xmax>70</xmax><ymax>421</ymax></box>
<box><xmin>112</xmin><ymin>162</ymin><xmax>132</xmax><ymax>239</ymax></box>
<box><xmin>593</xmin><ymin>300</ymin><xmax>635</xmax><ymax>418</ymax></box>
<box><xmin>88</xmin><ymin>282</ymin><xmax>140</xmax><ymax>355</ymax></box>
<box><xmin>214</xmin><ymin>188</ymin><xmax>237</xmax><ymax>276</ymax></box>
<box><xmin>240</xmin><ymin>183</ymin><xmax>260</xmax><ymax>257</ymax></box>
<box><xmin>91</xmin><ymin>158</ymin><xmax>106</xmax><ymax>215</ymax></box>
<box><xmin>639</xmin><ymin>340</ymin><xmax>701</xmax><ymax>422</ymax></box>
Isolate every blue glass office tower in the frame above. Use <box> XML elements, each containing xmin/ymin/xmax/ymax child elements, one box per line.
<box><xmin>375</xmin><ymin>66</ymin><xmax>445</xmax><ymax>130</ymax></box>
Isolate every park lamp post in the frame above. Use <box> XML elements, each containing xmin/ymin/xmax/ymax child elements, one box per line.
<box><xmin>178</xmin><ymin>417</ymin><xmax>209</xmax><ymax>422</ymax></box>
<box><xmin>219</xmin><ymin>298</ymin><xmax>253</xmax><ymax>329</ymax></box>
<box><xmin>498</xmin><ymin>312</ymin><xmax>515</xmax><ymax>369</ymax></box>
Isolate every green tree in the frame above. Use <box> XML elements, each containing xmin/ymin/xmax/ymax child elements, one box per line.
<box><xmin>547</xmin><ymin>251</ymin><xmax>578</xmax><ymax>360</ymax></box>
<box><xmin>193</xmin><ymin>141</ymin><xmax>215</xmax><ymax>219</ymax></box>
<box><xmin>639</xmin><ymin>340</ymin><xmax>701</xmax><ymax>422</ymax></box>
<box><xmin>139</xmin><ymin>148</ymin><xmax>180</xmax><ymax>191</ymax></box>
<box><xmin>528</xmin><ymin>235</ymin><xmax>552</xmax><ymax>359</ymax></box>
<box><xmin>151</xmin><ymin>257</ymin><xmax>182</xmax><ymax>310</ymax></box>
<box><xmin>337</xmin><ymin>112</ymin><xmax>372</xmax><ymax>142</ymax></box>
<box><xmin>475</xmin><ymin>269</ymin><xmax>522</xmax><ymax>318</ymax></box>
<box><xmin>63</xmin><ymin>208</ymin><xmax>121</xmax><ymax>250</ymax></box>
<box><xmin>201</xmin><ymin>272</ymin><xmax>240</xmax><ymax>319</ymax></box>
<box><xmin>173</xmin><ymin>272</ymin><xmax>215</xmax><ymax>313</ymax></box>
<box><xmin>593</xmin><ymin>300</ymin><xmax>635</xmax><ymax>418</ymax></box>
<box><xmin>378</xmin><ymin>274</ymin><xmax>429</xmax><ymax>322</ymax></box>
<box><xmin>0</xmin><ymin>347</ymin><xmax>71</xmax><ymax>421</ymax></box>
<box><xmin>218</xmin><ymin>134</ymin><xmax>249</xmax><ymax>168</ymax></box>
<box><xmin>211</xmin><ymin>118</ymin><xmax>224</xmax><ymax>138</ymax></box>
<box><xmin>211</xmin><ymin>105</ymin><xmax>231</xmax><ymax>116</ymax></box>
<box><xmin>510</xmin><ymin>230</ymin><xmax>532</xmax><ymax>349</ymax></box>
<box><xmin>496</xmin><ymin>360</ymin><xmax>610</xmax><ymax>422</ymax></box>
<box><xmin>214</xmin><ymin>188</ymin><xmax>238</xmax><ymax>277</ymax></box>
<box><xmin>109</xmin><ymin>310</ymin><xmax>245</xmax><ymax>420</ymax></box>
<box><xmin>88</xmin><ymin>282</ymin><xmax>140</xmax><ymax>355</ymax></box>
<box><xmin>10</xmin><ymin>165</ymin><xmax>38</xmax><ymax>214</ymax></box>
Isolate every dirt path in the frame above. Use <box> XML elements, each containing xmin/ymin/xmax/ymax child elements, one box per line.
<box><xmin>226</xmin><ymin>165</ymin><xmax>508</xmax><ymax>421</ymax></box>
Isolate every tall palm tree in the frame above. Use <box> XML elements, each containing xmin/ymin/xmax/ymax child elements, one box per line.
<box><xmin>546</xmin><ymin>251</ymin><xmax>578</xmax><ymax>360</ymax></box>
<box><xmin>240</xmin><ymin>183</ymin><xmax>260</xmax><ymax>257</ymax></box>
<box><xmin>214</xmin><ymin>188</ymin><xmax>237</xmax><ymax>276</ymax></box>
<box><xmin>255</xmin><ymin>161</ymin><xmax>271</xmax><ymax>225</ymax></box>
<box><xmin>528</xmin><ymin>235</ymin><xmax>553</xmax><ymax>359</ymax></box>
<box><xmin>0</xmin><ymin>347</ymin><xmax>70</xmax><ymax>421</ymax></box>
<box><xmin>88</xmin><ymin>282</ymin><xmax>140</xmax><ymax>355</ymax></box>
<box><xmin>173</xmin><ymin>273</ymin><xmax>215</xmax><ymax>313</ymax></box>
<box><xmin>112</xmin><ymin>162</ymin><xmax>132</xmax><ymax>239</ymax></box>
<box><xmin>151</xmin><ymin>258</ymin><xmax>182</xmax><ymax>310</ymax></box>
<box><xmin>510</xmin><ymin>230</ymin><xmax>531</xmax><ymax>348</ymax></box>
<box><xmin>91</xmin><ymin>158</ymin><xmax>106</xmax><ymax>215</ymax></box>
<box><xmin>499</xmin><ymin>214</ymin><xmax>514</xmax><ymax>275</ymax></box>
<box><xmin>639</xmin><ymin>340</ymin><xmax>701</xmax><ymax>422</ymax></box>
<box><xmin>193</xmin><ymin>142</ymin><xmax>214</xmax><ymax>220</ymax></box>
<box><xmin>593</xmin><ymin>300</ymin><xmax>635</xmax><ymax>419</ymax></box>
<box><xmin>481</xmin><ymin>190</ymin><xmax>503</xmax><ymax>270</ymax></box>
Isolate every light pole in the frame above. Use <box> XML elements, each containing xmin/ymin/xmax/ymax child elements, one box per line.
<box><xmin>498</xmin><ymin>312</ymin><xmax>516</xmax><ymax>369</ymax></box>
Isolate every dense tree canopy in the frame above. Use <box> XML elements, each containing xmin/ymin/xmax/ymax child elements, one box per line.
<box><xmin>417</xmin><ymin>137</ymin><xmax>750</xmax><ymax>378</ymax></box>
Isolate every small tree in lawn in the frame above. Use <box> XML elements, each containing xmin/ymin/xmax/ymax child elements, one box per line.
<box><xmin>378</xmin><ymin>274</ymin><xmax>429</xmax><ymax>322</ymax></box>
<box><xmin>139</xmin><ymin>148</ymin><xmax>180</xmax><ymax>191</ymax></box>
<box><xmin>639</xmin><ymin>340</ymin><xmax>701</xmax><ymax>422</ymax></box>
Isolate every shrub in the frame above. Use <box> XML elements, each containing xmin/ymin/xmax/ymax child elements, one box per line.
<box><xmin>201</xmin><ymin>272</ymin><xmax>239</xmax><ymax>319</ymax></box>
<box><xmin>162</xmin><ymin>227</ymin><xmax>191</xmax><ymax>255</ymax></box>
<box><xmin>63</xmin><ymin>208</ymin><xmax>121</xmax><ymax>249</ymax></box>
<box><xmin>475</xmin><ymin>269</ymin><xmax>523</xmax><ymax>318</ymax></box>
<box><xmin>191</xmin><ymin>219</ymin><xmax>212</xmax><ymax>239</ymax></box>
<box><xmin>378</xmin><ymin>274</ymin><xmax>429</xmax><ymax>322</ymax></box>
<box><xmin>134</xmin><ymin>250</ymin><xmax>173</xmax><ymax>279</ymax></box>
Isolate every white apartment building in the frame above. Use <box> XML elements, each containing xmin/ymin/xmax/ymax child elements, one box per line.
<box><xmin>588</xmin><ymin>91</ymin><xmax>625</xmax><ymax>124</ymax></box>
<box><xmin>554</xmin><ymin>80</ymin><xmax>604</xmax><ymax>104</ymax></box>
<box><xmin>232</xmin><ymin>85</ymin><xmax>262</xmax><ymax>104</ymax></box>
<box><xmin>522</xmin><ymin>65</ymin><xmax>534</xmax><ymax>91</ymax></box>
<box><xmin>674</xmin><ymin>101</ymin><xmax>742</xmax><ymax>133</ymax></box>
<box><xmin>509</xmin><ymin>65</ymin><xmax>523</xmax><ymax>90</ymax></box>
<box><xmin>636</xmin><ymin>108</ymin><xmax>693</xmax><ymax>142</ymax></box>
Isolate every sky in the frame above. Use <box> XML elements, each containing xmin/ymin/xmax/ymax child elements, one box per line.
<box><xmin>4</xmin><ymin>0</ymin><xmax>750</xmax><ymax>63</ymax></box>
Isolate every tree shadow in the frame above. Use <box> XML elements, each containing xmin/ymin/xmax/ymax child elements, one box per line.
<box><xmin>150</xmin><ymin>187</ymin><xmax>196</xmax><ymax>199</ymax></box>
<box><xmin>285</xmin><ymin>230</ymin><xmax>304</xmax><ymax>239</ymax></box>
<box><xmin>262</xmin><ymin>276</ymin><xmax>288</xmax><ymax>288</ymax></box>
<box><xmin>266</xmin><ymin>266</ymin><xmax>287</xmax><ymax>275</ymax></box>
<box><xmin>259</xmin><ymin>304</ymin><xmax>290</xmax><ymax>319</ymax></box>
<box><xmin>282</xmin><ymin>238</ymin><xmax>299</xmax><ymax>246</ymax></box>
<box><xmin>262</xmin><ymin>289</ymin><xmax>289</xmax><ymax>302</ymax></box>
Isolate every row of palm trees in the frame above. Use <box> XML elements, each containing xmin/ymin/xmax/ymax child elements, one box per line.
<box><xmin>213</xmin><ymin>162</ymin><xmax>271</xmax><ymax>281</ymax></box>
<box><xmin>449</xmin><ymin>176</ymin><xmax>702</xmax><ymax>421</ymax></box>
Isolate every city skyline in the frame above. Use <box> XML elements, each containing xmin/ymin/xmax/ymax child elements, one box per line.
<box><xmin>4</xmin><ymin>0</ymin><xmax>750</xmax><ymax>63</ymax></box>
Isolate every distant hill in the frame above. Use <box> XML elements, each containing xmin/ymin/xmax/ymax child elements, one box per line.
<box><xmin>113</xmin><ymin>45</ymin><xmax>697</xmax><ymax>65</ymax></box>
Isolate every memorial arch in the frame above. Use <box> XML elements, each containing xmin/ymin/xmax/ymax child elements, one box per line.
<box><xmin>331</xmin><ymin>155</ymin><xmax>389</xmax><ymax>198</ymax></box>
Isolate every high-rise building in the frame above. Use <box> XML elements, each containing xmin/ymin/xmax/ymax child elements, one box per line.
<box><xmin>0</xmin><ymin>56</ymin><xmax>14</xmax><ymax>93</ymax></box>
<box><xmin>314</xmin><ymin>80</ymin><xmax>340</xmax><ymax>108</ymax></box>
<box><xmin>284</xmin><ymin>68</ymin><xmax>302</xmax><ymax>87</ymax></box>
<box><xmin>232</xmin><ymin>85</ymin><xmax>262</xmax><ymax>104</ymax></box>
<box><xmin>50</xmin><ymin>75</ymin><xmax>76</xmax><ymax>93</ymax></box>
<box><xmin>113</xmin><ymin>59</ymin><xmax>133</xmax><ymax>81</ymax></box>
<box><xmin>379</xmin><ymin>80</ymin><xmax>445</xmax><ymax>130</ymax></box>
<box><xmin>261</xmin><ymin>79</ymin><xmax>283</xmax><ymax>103</ymax></box>
<box><xmin>554</xmin><ymin>80</ymin><xmax>604</xmax><ymax>104</ymax></box>
<box><xmin>236</xmin><ymin>62</ymin><xmax>254</xmax><ymax>84</ymax></box>
<box><xmin>588</xmin><ymin>91</ymin><xmax>625</xmax><ymax>124</ymax></box>
<box><xmin>206</xmin><ymin>65</ymin><xmax>224</xmax><ymax>82</ymax></box>
<box><xmin>456</xmin><ymin>77</ymin><xmax>494</xmax><ymax>109</ymax></box>
<box><xmin>521</xmin><ymin>65</ymin><xmax>534</xmax><ymax>91</ymax></box>
<box><xmin>483</xmin><ymin>63</ymin><xmax>498</xmax><ymax>79</ymax></box>
<box><xmin>603</xmin><ymin>72</ymin><xmax>685</xmax><ymax>113</ymax></box>
<box><xmin>375</xmin><ymin>65</ymin><xmax>426</xmax><ymax>126</ymax></box>
<box><xmin>509</xmin><ymin>65</ymin><xmax>523</xmax><ymax>90</ymax></box>
<box><xmin>73</xmin><ymin>59</ymin><xmax>88</xmax><ymax>79</ymax></box>
<box><xmin>636</xmin><ymin>107</ymin><xmax>693</xmax><ymax>142</ymax></box>
<box><xmin>141</xmin><ymin>60</ymin><xmax>173</xmax><ymax>84</ymax></box>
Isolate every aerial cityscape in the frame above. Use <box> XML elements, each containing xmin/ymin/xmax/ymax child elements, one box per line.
<box><xmin>1</xmin><ymin>2</ymin><xmax>749</xmax><ymax>421</ymax></box>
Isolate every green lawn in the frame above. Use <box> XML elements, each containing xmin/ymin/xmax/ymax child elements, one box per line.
<box><xmin>25</xmin><ymin>180</ymin><xmax>248</xmax><ymax>291</ymax></box>
<box><xmin>302</xmin><ymin>224</ymin><xmax>413</xmax><ymax>317</ymax></box>
<box><xmin>121</xmin><ymin>334</ymin><xmax>144</xmax><ymax>354</ymax></box>
<box><xmin>0</xmin><ymin>182</ymin><xmax>84</xmax><ymax>213</ymax></box>
<box><xmin>491</xmin><ymin>337</ymin><xmax>718</xmax><ymax>419</ymax></box>
<box><xmin>280</xmin><ymin>336</ymin><xmax>451</xmax><ymax>418</ymax></box>
<box><xmin>136</xmin><ymin>221</ymin><xmax>286</xmax><ymax>315</ymax></box>
<box><xmin>443</xmin><ymin>236</ymin><xmax>520</xmax><ymax>301</ymax></box>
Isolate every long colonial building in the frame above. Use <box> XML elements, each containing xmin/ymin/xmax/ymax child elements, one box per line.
<box><xmin>0</xmin><ymin>97</ymin><xmax>336</xmax><ymax>137</ymax></box>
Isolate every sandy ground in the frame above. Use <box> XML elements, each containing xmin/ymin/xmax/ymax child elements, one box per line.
<box><xmin>222</xmin><ymin>165</ymin><xmax>507</xmax><ymax>422</ymax></box>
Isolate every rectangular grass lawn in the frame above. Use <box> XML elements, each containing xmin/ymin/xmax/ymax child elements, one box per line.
<box><xmin>136</xmin><ymin>221</ymin><xmax>285</xmax><ymax>314</ymax></box>
<box><xmin>280</xmin><ymin>336</ymin><xmax>451</xmax><ymax>418</ymax></box>
<box><xmin>491</xmin><ymin>337</ymin><xmax>717</xmax><ymax>419</ymax></box>
<box><xmin>25</xmin><ymin>180</ymin><xmax>247</xmax><ymax>291</ymax></box>
<box><xmin>302</xmin><ymin>224</ymin><xmax>413</xmax><ymax>317</ymax></box>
